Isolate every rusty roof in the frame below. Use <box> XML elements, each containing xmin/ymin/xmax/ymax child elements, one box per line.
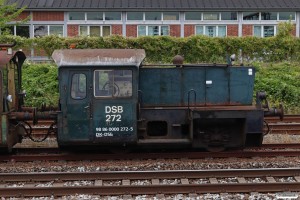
<box><xmin>52</xmin><ymin>49</ymin><xmax>146</xmax><ymax>67</ymax></box>
<box><xmin>0</xmin><ymin>50</ymin><xmax>26</xmax><ymax>67</ymax></box>
<box><xmin>8</xmin><ymin>0</ymin><xmax>300</xmax><ymax>11</ymax></box>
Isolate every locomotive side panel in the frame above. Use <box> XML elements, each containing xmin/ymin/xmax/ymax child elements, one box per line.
<box><xmin>229</xmin><ymin>67</ymin><xmax>255</xmax><ymax>105</ymax></box>
<box><xmin>139</xmin><ymin>65</ymin><xmax>262</xmax><ymax>150</ymax></box>
<box><xmin>139</xmin><ymin>66</ymin><xmax>255</xmax><ymax>107</ymax></box>
<box><xmin>139</xmin><ymin>68</ymin><xmax>182</xmax><ymax>106</ymax></box>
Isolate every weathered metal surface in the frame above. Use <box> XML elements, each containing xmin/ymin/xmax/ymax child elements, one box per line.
<box><xmin>139</xmin><ymin>66</ymin><xmax>255</xmax><ymax>106</ymax></box>
<box><xmin>0</xmin><ymin>51</ymin><xmax>15</xmax><ymax>67</ymax></box>
<box><xmin>0</xmin><ymin>50</ymin><xmax>26</xmax><ymax>67</ymax></box>
<box><xmin>0</xmin><ymin>41</ymin><xmax>16</xmax><ymax>48</ymax></box>
<box><xmin>52</xmin><ymin>49</ymin><xmax>145</xmax><ymax>67</ymax></box>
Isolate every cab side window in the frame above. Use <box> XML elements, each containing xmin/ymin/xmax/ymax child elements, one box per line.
<box><xmin>71</xmin><ymin>73</ymin><xmax>86</xmax><ymax>99</ymax></box>
<box><xmin>94</xmin><ymin>70</ymin><xmax>132</xmax><ymax>98</ymax></box>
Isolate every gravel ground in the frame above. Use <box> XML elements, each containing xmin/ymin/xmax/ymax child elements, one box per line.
<box><xmin>1</xmin><ymin>156</ymin><xmax>300</xmax><ymax>173</ymax></box>
<box><xmin>5</xmin><ymin>135</ymin><xmax>300</xmax><ymax>199</ymax></box>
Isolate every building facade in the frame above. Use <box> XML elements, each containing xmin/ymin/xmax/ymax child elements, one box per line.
<box><xmin>5</xmin><ymin>0</ymin><xmax>300</xmax><ymax>38</ymax></box>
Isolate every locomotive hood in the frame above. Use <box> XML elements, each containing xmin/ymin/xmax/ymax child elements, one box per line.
<box><xmin>52</xmin><ymin>49</ymin><xmax>145</xmax><ymax>67</ymax></box>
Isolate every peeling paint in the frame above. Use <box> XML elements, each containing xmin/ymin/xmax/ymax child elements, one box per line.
<box><xmin>52</xmin><ymin>49</ymin><xmax>146</xmax><ymax>67</ymax></box>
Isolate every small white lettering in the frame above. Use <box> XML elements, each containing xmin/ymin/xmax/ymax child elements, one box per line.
<box><xmin>95</xmin><ymin>126</ymin><xmax>133</xmax><ymax>138</ymax></box>
<box><xmin>96</xmin><ymin>132</ymin><xmax>113</xmax><ymax>137</ymax></box>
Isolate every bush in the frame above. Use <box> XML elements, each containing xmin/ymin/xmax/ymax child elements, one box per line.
<box><xmin>254</xmin><ymin>62</ymin><xmax>300</xmax><ymax>113</ymax></box>
<box><xmin>22</xmin><ymin>62</ymin><xmax>59</xmax><ymax>107</ymax></box>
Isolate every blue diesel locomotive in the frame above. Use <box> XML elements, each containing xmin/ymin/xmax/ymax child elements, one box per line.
<box><xmin>51</xmin><ymin>49</ymin><xmax>282</xmax><ymax>151</ymax></box>
<box><xmin>0</xmin><ymin>47</ymin><xmax>283</xmax><ymax>152</ymax></box>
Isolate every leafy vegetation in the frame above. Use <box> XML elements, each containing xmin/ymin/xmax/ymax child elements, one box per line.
<box><xmin>254</xmin><ymin>62</ymin><xmax>300</xmax><ymax>114</ymax></box>
<box><xmin>0</xmin><ymin>0</ymin><xmax>28</xmax><ymax>29</ymax></box>
<box><xmin>0</xmin><ymin>21</ymin><xmax>298</xmax><ymax>63</ymax></box>
<box><xmin>22</xmin><ymin>62</ymin><xmax>59</xmax><ymax>107</ymax></box>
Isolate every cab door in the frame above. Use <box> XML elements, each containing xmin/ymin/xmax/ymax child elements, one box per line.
<box><xmin>59</xmin><ymin>69</ymin><xmax>92</xmax><ymax>142</ymax></box>
<box><xmin>92</xmin><ymin>68</ymin><xmax>137</xmax><ymax>145</ymax></box>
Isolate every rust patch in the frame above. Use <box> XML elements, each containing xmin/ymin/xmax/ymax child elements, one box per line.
<box><xmin>52</xmin><ymin>49</ymin><xmax>146</xmax><ymax>67</ymax></box>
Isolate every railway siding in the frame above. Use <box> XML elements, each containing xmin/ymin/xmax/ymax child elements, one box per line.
<box><xmin>0</xmin><ymin>169</ymin><xmax>300</xmax><ymax>197</ymax></box>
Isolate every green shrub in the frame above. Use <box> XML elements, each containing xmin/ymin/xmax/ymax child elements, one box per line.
<box><xmin>22</xmin><ymin>62</ymin><xmax>59</xmax><ymax>107</ymax></box>
<box><xmin>254</xmin><ymin>62</ymin><xmax>300</xmax><ymax>114</ymax></box>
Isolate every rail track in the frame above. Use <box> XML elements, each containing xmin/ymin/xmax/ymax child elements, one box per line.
<box><xmin>265</xmin><ymin>115</ymin><xmax>300</xmax><ymax>134</ymax></box>
<box><xmin>0</xmin><ymin>168</ymin><xmax>299</xmax><ymax>197</ymax></box>
<box><xmin>3</xmin><ymin>143</ymin><xmax>300</xmax><ymax>162</ymax></box>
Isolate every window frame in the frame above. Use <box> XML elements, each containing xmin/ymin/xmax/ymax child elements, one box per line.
<box><xmin>71</xmin><ymin>73</ymin><xmax>87</xmax><ymax>100</ymax></box>
<box><xmin>137</xmin><ymin>25</ymin><xmax>170</xmax><ymax>36</ymax></box>
<box><xmin>253</xmin><ymin>25</ymin><xmax>276</xmax><ymax>37</ymax></box>
<box><xmin>195</xmin><ymin>25</ymin><xmax>227</xmax><ymax>37</ymax></box>
<box><xmin>79</xmin><ymin>25</ymin><xmax>111</xmax><ymax>37</ymax></box>
<box><xmin>33</xmin><ymin>25</ymin><xmax>64</xmax><ymax>37</ymax></box>
<box><xmin>94</xmin><ymin>69</ymin><xmax>133</xmax><ymax>98</ymax></box>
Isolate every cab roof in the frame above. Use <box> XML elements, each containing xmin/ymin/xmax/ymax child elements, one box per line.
<box><xmin>52</xmin><ymin>49</ymin><xmax>145</xmax><ymax>68</ymax></box>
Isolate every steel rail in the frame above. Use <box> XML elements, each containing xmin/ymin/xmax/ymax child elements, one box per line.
<box><xmin>4</xmin><ymin>147</ymin><xmax>300</xmax><ymax>162</ymax></box>
<box><xmin>1</xmin><ymin>183</ymin><xmax>300</xmax><ymax>197</ymax></box>
<box><xmin>1</xmin><ymin>168</ymin><xmax>300</xmax><ymax>181</ymax></box>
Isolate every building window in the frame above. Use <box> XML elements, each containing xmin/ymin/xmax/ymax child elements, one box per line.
<box><xmin>163</xmin><ymin>12</ymin><xmax>179</xmax><ymax>20</ymax></box>
<box><xmin>0</xmin><ymin>26</ymin><xmax>30</xmax><ymax>38</ymax></box>
<box><xmin>185</xmin><ymin>12</ymin><xmax>202</xmax><ymax>20</ymax></box>
<box><xmin>196</xmin><ymin>25</ymin><xmax>226</xmax><ymax>37</ymax></box>
<box><xmin>261</xmin><ymin>12</ymin><xmax>277</xmax><ymax>20</ymax></box>
<box><xmin>138</xmin><ymin>25</ymin><xmax>169</xmax><ymax>36</ymax></box>
<box><xmin>71</xmin><ymin>73</ymin><xmax>86</xmax><ymax>100</ymax></box>
<box><xmin>243</xmin><ymin>12</ymin><xmax>260</xmax><ymax>20</ymax></box>
<box><xmin>34</xmin><ymin>25</ymin><xmax>63</xmax><ymax>37</ymax></box>
<box><xmin>34</xmin><ymin>25</ymin><xmax>47</xmax><ymax>37</ymax></box>
<box><xmin>79</xmin><ymin>26</ymin><xmax>111</xmax><ymax>37</ymax></box>
<box><xmin>221</xmin><ymin>12</ymin><xmax>237</xmax><ymax>20</ymax></box>
<box><xmin>16</xmin><ymin>26</ymin><xmax>30</xmax><ymax>38</ymax></box>
<box><xmin>69</xmin><ymin>12</ymin><xmax>121</xmax><ymax>21</ymax></box>
<box><xmin>105</xmin><ymin>12</ymin><xmax>121</xmax><ymax>20</ymax></box>
<box><xmin>279</xmin><ymin>12</ymin><xmax>295</xmax><ymax>20</ymax></box>
<box><xmin>127</xmin><ymin>12</ymin><xmax>179</xmax><ymax>21</ymax></box>
<box><xmin>145</xmin><ymin>12</ymin><xmax>161</xmax><ymax>20</ymax></box>
<box><xmin>69</xmin><ymin>12</ymin><xmax>85</xmax><ymax>20</ymax></box>
<box><xmin>203</xmin><ymin>13</ymin><xmax>219</xmax><ymax>20</ymax></box>
<box><xmin>254</xmin><ymin>25</ymin><xmax>275</xmax><ymax>37</ymax></box>
<box><xmin>244</xmin><ymin>12</ymin><xmax>296</xmax><ymax>21</ymax></box>
<box><xmin>87</xmin><ymin>12</ymin><xmax>103</xmax><ymax>20</ymax></box>
<box><xmin>127</xmin><ymin>12</ymin><xmax>143</xmax><ymax>20</ymax></box>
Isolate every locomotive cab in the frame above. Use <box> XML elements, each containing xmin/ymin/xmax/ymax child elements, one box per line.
<box><xmin>52</xmin><ymin>49</ymin><xmax>145</xmax><ymax>148</ymax></box>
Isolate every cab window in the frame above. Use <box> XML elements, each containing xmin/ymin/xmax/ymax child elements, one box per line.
<box><xmin>71</xmin><ymin>73</ymin><xmax>86</xmax><ymax>99</ymax></box>
<box><xmin>94</xmin><ymin>70</ymin><xmax>132</xmax><ymax>98</ymax></box>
